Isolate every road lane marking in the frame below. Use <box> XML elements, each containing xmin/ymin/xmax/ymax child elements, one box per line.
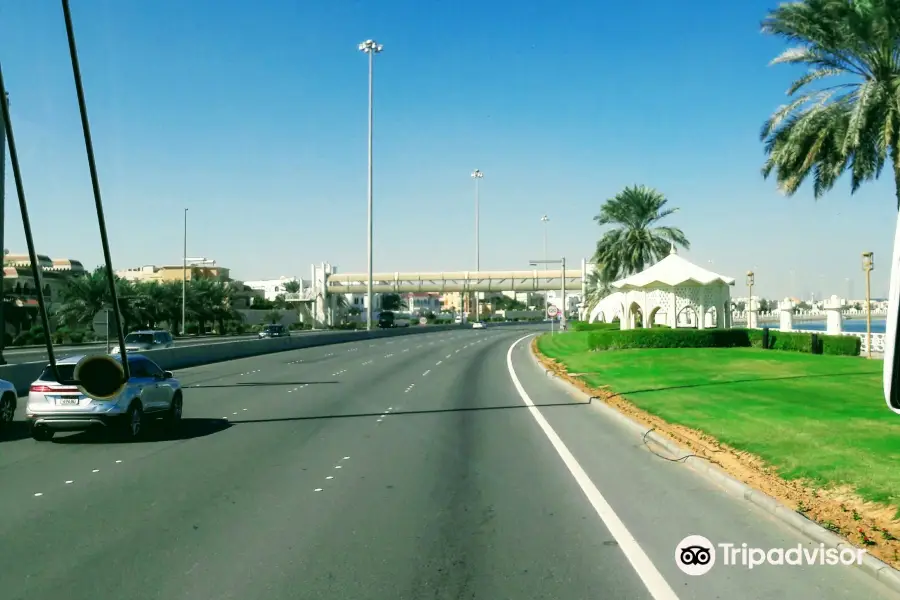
<box><xmin>506</xmin><ymin>334</ymin><xmax>680</xmax><ymax>600</ymax></box>
<box><xmin>326</xmin><ymin>476</ymin><xmax>334</xmax><ymax>480</ymax></box>
<box><xmin>436</xmin><ymin>360</ymin><xmax>442</xmax><ymax>365</ymax></box>
<box><xmin>385</xmin><ymin>354</ymin><xmax>394</xmax><ymax>358</ymax></box>
<box><xmin>65</xmin><ymin>480</ymin><xmax>73</xmax><ymax>484</ymax></box>
<box><xmin>315</xmin><ymin>488</ymin><xmax>323</xmax><ymax>492</ymax></box>
<box><xmin>34</xmin><ymin>493</ymin><xmax>42</xmax><ymax>497</ymax></box>
<box><xmin>422</xmin><ymin>370</ymin><xmax>431</xmax><ymax>376</ymax></box>
<box><xmin>92</xmin><ymin>469</ymin><xmax>100</xmax><ymax>473</ymax></box>
<box><xmin>446</xmin><ymin>354</ymin><xmax>452</xmax><ymax>358</ymax></box>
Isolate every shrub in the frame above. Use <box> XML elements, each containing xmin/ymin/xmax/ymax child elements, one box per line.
<box><xmin>572</xmin><ymin>321</ymin><xmax>620</xmax><ymax>332</ymax></box>
<box><xmin>588</xmin><ymin>328</ymin><xmax>752</xmax><ymax>351</ymax></box>
<box><xmin>586</xmin><ymin>327</ymin><xmax>861</xmax><ymax>356</ymax></box>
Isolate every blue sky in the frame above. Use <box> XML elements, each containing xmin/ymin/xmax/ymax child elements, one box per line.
<box><xmin>0</xmin><ymin>0</ymin><xmax>895</xmax><ymax>300</ymax></box>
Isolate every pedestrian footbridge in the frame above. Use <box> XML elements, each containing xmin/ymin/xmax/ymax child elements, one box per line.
<box><xmin>323</xmin><ymin>269</ymin><xmax>583</xmax><ymax>294</ymax></box>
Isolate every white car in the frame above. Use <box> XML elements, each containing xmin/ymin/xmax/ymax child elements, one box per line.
<box><xmin>0</xmin><ymin>378</ymin><xmax>18</xmax><ymax>431</ymax></box>
<box><xmin>472</xmin><ymin>321</ymin><xmax>486</xmax><ymax>329</ymax></box>
<box><xmin>25</xmin><ymin>353</ymin><xmax>183</xmax><ymax>442</ymax></box>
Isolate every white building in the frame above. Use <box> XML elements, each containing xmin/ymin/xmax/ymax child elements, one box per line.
<box><xmin>243</xmin><ymin>276</ymin><xmax>310</xmax><ymax>301</ymax></box>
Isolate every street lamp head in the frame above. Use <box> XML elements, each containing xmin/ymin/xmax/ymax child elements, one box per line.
<box><xmin>471</xmin><ymin>169</ymin><xmax>483</xmax><ymax>179</ymax></box>
<box><xmin>746</xmin><ymin>271</ymin><xmax>755</xmax><ymax>286</ymax></box>
<box><xmin>541</xmin><ymin>215</ymin><xmax>549</xmax><ymax>223</ymax></box>
<box><xmin>862</xmin><ymin>251</ymin><xmax>874</xmax><ymax>270</ymax></box>
<box><xmin>359</xmin><ymin>40</ymin><xmax>383</xmax><ymax>53</ymax></box>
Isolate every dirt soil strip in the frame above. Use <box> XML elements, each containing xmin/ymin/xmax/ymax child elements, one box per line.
<box><xmin>530</xmin><ymin>338</ymin><xmax>900</xmax><ymax>569</ymax></box>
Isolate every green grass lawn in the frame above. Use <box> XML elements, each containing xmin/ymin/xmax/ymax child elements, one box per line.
<box><xmin>537</xmin><ymin>332</ymin><xmax>900</xmax><ymax>510</ymax></box>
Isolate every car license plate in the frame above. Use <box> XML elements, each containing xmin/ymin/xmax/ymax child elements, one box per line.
<box><xmin>56</xmin><ymin>396</ymin><xmax>80</xmax><ymax>406</ymax></box>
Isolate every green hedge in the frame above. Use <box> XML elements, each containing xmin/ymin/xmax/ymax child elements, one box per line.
<box><xmin>571</xmin><ymin>321</ymin><xmax>620</xmax><ymax>332</ymax></box>
<box><xmin>586</xmin><ymin>327</ymin><xmax>861</xmax><ymax>356</ymax></box>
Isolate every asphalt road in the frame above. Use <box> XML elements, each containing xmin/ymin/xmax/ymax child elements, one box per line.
<box><xmin>0</xmin><ymin>326</ymin><xmax>894</xmax><ymax>599</ymax></box>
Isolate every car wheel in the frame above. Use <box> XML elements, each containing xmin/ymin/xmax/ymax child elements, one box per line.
<box><xmin>166</xmin><ymin>392</ymin><xmax>183</xmax><ymax>429</ymax></box>
<box><xmin>30</xmin><ymin>424</ymin><xmax>54</xmax><ymax>441</ymax></box>
<box><xmin>121</xmin><ymin>402</ymin><xmax>143</xmax><ymax>441</ymax></box>
<box><xmin>0</xmin><ymin>393</ymin><xmax>14</xmax><ymax>428</ymax></box>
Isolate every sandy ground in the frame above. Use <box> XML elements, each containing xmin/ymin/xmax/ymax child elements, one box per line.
<box><xmin>531</xmin><ymin>338</ymin><xmax>900</xmax><ymax>569</ymax></box>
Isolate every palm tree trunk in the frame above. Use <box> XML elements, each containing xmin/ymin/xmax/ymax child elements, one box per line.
<box><xmin>893</xmin><ymin>142</ymin><xmax>900</xmax><ymax>211</ymax></box>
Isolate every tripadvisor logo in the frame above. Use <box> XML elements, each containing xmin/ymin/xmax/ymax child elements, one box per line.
<box><xmin>675</xmin><ymin>535</ymin><xmax>866</xmax><ymax>575</ymax></box>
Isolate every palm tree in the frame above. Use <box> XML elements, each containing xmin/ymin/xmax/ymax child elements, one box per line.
<box><xmin>582</xmin><ymin>269</ymin><xmax>612</xmax><ymax>319</ymax></box>
<box><xmin>56</xmin><ymin>267</ymin><xmax>140</xmax><ymax>331</ymax></box>
<box><xmin>380</xmin><ymin>293</ymin><xmax>407</xmax><ymax>311</ymax></box>
<box><xmin>760</xmin><ymin>0</ymin><xmax>900</xmax><ymax>207</ymax></box>
<box><xmin>283</xmin><ymin>280</ymin><xmax>301</xmax><ymax>294</ymax></box>
<box><xmin>592</xmin><ymin>185</ymin><xmax>690</xmax><ymax>281</ymax></box>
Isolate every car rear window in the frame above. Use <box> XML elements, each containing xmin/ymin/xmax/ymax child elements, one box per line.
<box><xmin>38</xmin><ymin>364</ymin><xmax>77</xmax><ymax>382</ymax></box>
<box><xmin>125</xmin><ymin>333</ymin><xmax>154</xmax><ymax>344</ymax></box>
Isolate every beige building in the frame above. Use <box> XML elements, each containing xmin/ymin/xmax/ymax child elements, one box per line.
<box><xmin>3</xmin><ymin>253</ymin><xmax>86</xmax><ymax>307</ymax></box>
<box><xmin>116</xmin><ymin>264</ymin><xmax>231</xmax><ymax>283</ymax></box>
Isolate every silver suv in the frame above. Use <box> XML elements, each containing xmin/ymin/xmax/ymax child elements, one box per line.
<box><xmin>110</xmin><ymin>330</ymin><xmax>175</xmax><ymax>355</ymax></box>
<box><xmin>25</xmin><ymin>353</ymin><xmax>183</xmax><ymax>442</ymax></box>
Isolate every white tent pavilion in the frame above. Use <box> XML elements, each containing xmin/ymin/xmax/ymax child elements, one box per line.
<box><xmin>588</xmin><ymin>246</ymin><xmax>736</xmax><ymax>330</ymax></box>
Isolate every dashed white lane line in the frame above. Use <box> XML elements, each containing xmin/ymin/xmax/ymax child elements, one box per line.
<box><xmin>335</xmin><ymin>465</ymin><xmax>343</xmax><ymax>469</ymax></box>
<box><xmin>505</xmin><ymin>334</ymin><xmax>679</xmax><ymax>600</ymax></box>
<box><xmin>405</xmin><ymin>384</ymin><xmax>415</xmax><ymax>393</ymax></box>
<box><xmin>402</xmin><ymin>348</ymin><xmax>409</xmax><ymax>353</ymax></box>
<box><xmin>384</xmin><ymin>353</ymin><xmax>394</xmax><ymax>358</ymax></box>
<box><xmin>315</xmin><ymin>488</ymin><xmax>323</xmax><ymax>492</ymax></box>
<box><xmin>446</xmin><ymin>354</ymin><xmax>452</xmax><ymax>359</ymax></box>
<box><xmin>34</xmin><ymin>493</ymin><xmax>42</xmax><ymax>497</ymax></box>
<box><xmin>326</xmin><ymin>353</ymin><xmax>334</xmax><ymax>357</ymax></box>
<box><xmin>65</xmin><ymin>480</ymin><xmax>73</xmax><ymax>485</ymax></box>
<box><xmin>362</xmin><ymin>360</ymin><xmax>373</xmax><ymax>366</ymax></box>
<box><xmin>435</xmin><ymin>360</ymin><xmax>442</xmax><ymax>365</ymax></box>
<box><xmin>455</xmin><ymin>349</ymin><xmax>460</xmax><ymax>353</ymax></box>
<box><xmin>326</xmin><ymin>476</ymin><xmax>334</xmax><ymax>480</ymax></box>
<box><xmin>422</xmin><ymin>370</ymin><xmax>431</xmax><ymax>376</ymax></box>
<box><xmin>92</xmin><ymin>469</ymin><xmax>99</xmax><ymax>473</ymax></box>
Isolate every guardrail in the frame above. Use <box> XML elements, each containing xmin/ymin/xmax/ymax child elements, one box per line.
<box><xmin>0</xmin><ymin>324</ymin><xmax>466</xmax><ymax>396</ymax></box>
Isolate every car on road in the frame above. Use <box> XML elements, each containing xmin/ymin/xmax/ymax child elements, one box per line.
<box><xmin>0</xmin><ymin>378</ymin><xmax>18</xmax><ymax>431</ymax></box>
<box><xmin>472</xmin><ymin>321</ymin><xmax>487</xmax><ymax>329</ymax></box>
<box><xmin>25</xmin><ymin>353</ymin><xmax>183</xmax><ymax>442</ymax></box>
<box><xmin>110</xmin><ymin>330</ymin><xmax>175</xmax><ymax>355</ymax></box>
<box><xmin>259</xmin><ymin>324</ymin><xmax>290</xmax><ymax>338</ymax></box>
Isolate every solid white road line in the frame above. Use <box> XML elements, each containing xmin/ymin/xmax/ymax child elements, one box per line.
<box><xmin>505</xmin><ymin>334</ymin><xmax>680</xmax><ymax>600</ymax></box>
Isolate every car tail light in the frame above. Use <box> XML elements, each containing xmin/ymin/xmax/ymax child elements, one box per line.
<box><xmin>30</xmin><ymin>385</ymin><xmax>54</xmax><ymax>393</ymax></box>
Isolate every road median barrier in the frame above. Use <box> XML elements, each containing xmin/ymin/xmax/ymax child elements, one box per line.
<box><xmin>0</xmin><ymin>324</ymin><xmax>462</xmax><ymax>395</ymax></box>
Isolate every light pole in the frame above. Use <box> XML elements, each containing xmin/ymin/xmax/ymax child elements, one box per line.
<box><xmin>472</xmin><ymin>169</ymin><xmax>483</xmax><ymax>319</ymax></box>
<box><xmin>182</xmin><ymin>208</ymin><xmax>187</xmax><ymax>336</ymax></box>
<box><xmin>746</xmin><ymin>271</ymin><xmax>755</xmax><ymax>327</ymax></box>
<box><xmin>530</xmin><ymin>258</ymin><xmax>567</xmax><ymax>330</ymax></box>
<box><xmin>0</xmin><ymin>92</ymin><xmax>8</xmax><ymax>365</ymax></box>
<box><xmin>359</xmin><ymin>39</ymin><xmax>383</xmax><ymax>331</ymax></box>
<box><xmin>541</xmin><ymin>214</ymin><xmax>549</xmax><ymax>309</ymax></box>
<box><xmin>863</xmin><ymin>252</ymin><xmax>874</xmax><ymax>358</ymax></box>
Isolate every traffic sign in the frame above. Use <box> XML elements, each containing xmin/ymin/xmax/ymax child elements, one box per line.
<box><xmin>547</xmin><ymin>305</ymin><xmax>559</xmax><ymax>318</ymax></box>
<box><xmin>92</xmin><ymin>307</ymin><xmax>123</xmax><ymax>336</ymax></box>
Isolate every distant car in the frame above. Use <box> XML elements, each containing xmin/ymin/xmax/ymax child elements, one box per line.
<box><xmin>259</xmin><ymin>324</ymin><xmax>290</xmax><ymax>338</ymax></box>
<box><xmin>472</xmin><ymin>321</ymin><xmax>486</xmax><ymax>329</ymax></box>
<box><xmin>110</xmin><ymin>330</ymin><xmax>174</xmax><ymax>355</ymax></box>
<box><xmin>0</xmin><ymin>378</ymin><xmax>17</xmax><ymax>431</ymax></box>
<box><xmin>25</xmin><ymin>353</ymin><xmax>183</xmax><ymax>442</ymax></box>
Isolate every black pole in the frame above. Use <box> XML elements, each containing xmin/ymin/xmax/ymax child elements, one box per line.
<box><xmin>0</xmin><ymin>92</ymin><xmax>7</xmax><ymax>366</ymax></box>
<box><xmin>61</xmin><ymin>0</ymin><xmax>129</xmax><ymax>380</ymax></box>
<box><xmin>0</xmin><ymin>64</ymin><xmax>63</xmax><ymax>383</ymax></box>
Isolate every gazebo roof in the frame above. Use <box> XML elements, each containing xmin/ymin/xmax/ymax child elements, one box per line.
<box><xmin>611</xmin><ymin>246</ymin><xmax>735</xmax><ymax>289</ymax></box>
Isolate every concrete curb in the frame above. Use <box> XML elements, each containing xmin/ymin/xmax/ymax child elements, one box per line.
<box><xmin>525</xmin><ymin>340</ymin><xmax>900</xmax><ymax>595</ymax></box>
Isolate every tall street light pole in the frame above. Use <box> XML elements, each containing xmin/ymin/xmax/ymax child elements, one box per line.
<box><xmin>541</xmin><ymin>214</ymin><xmax>549</xmax><ymax>310</ymax></box>
<box><xmin>863</xmin><ymin>252</ymin><xmax>874</xmax><ymax>359</ymax></box>
<box><xmin>182</xmin><ymin>208</ymin><xmax>187</xmax><ymax>336</ymax></box>
<box><xmin>471</xmin><ymin>169</ymin><xmax>483</xmax><ymax>319</ymax></box>
<box><xmin>359</xmin><ymin>39</ymin><xmax>383</xmax><ymax>332</ymax></box>
<box><xmin>0</xmin><ymin>92</ymin><xmax>8</xmax><ymax>365</ymax></box>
